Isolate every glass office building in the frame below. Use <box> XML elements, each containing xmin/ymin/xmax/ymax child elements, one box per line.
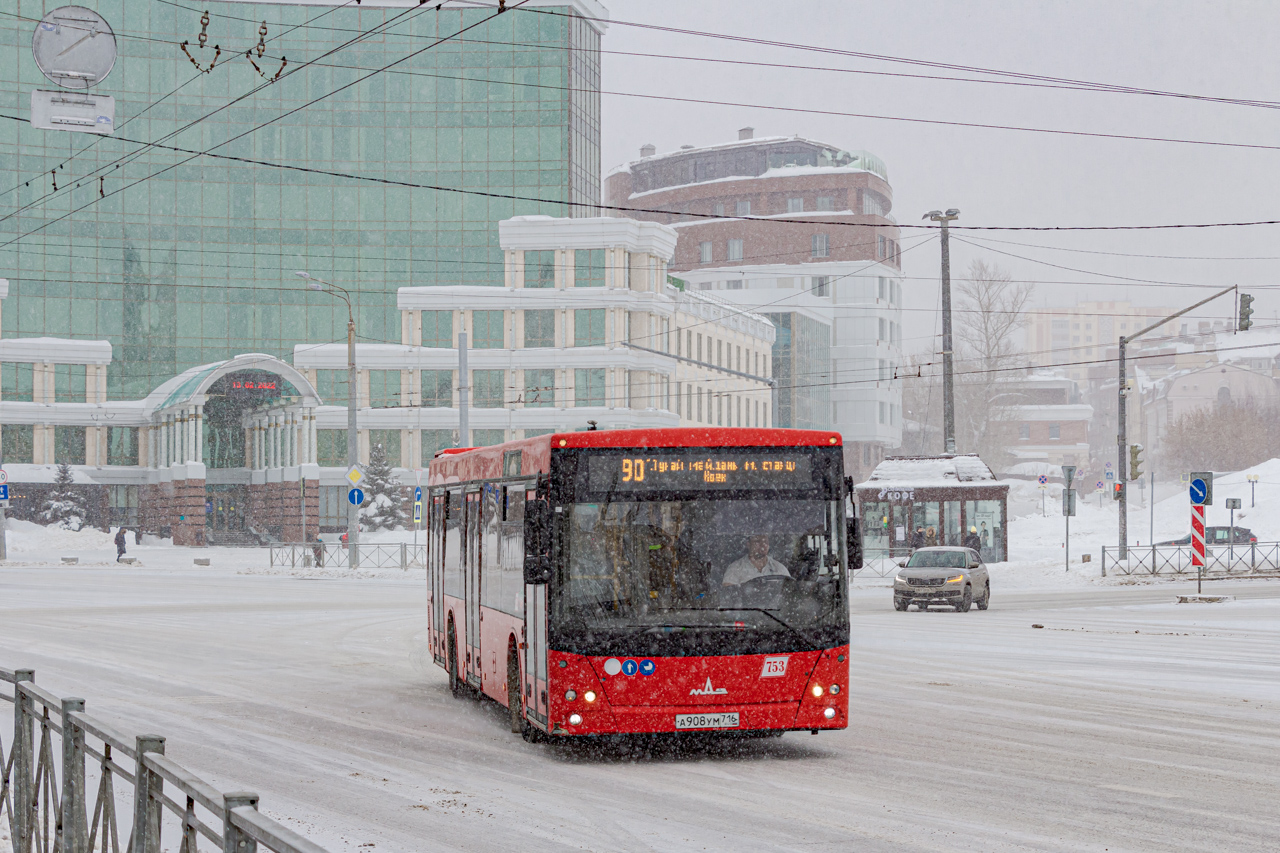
<box><xmin>0</xmin><ymin>0</ymin><xmax>603</xmax><ymax>401</ymax></box>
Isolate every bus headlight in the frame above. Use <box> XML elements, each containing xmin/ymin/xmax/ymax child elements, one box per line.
<box><xmin>811</xmin><ymin>684</ymin><xmax>824</xmax><ymax>698</ymax></box>
<box><xmin>823</xmin><ymin>708</ymin><xmax>836</xmax><ymax>720</ymax></box>
<box><xmin>829</xmin><ymin>685</ymin><xmax>840</xmax><ymax>695</ymax></box>
<box><xmin>584</xmin><ymin>690</ymin><xmax>597</xmax><ymax>703</ymax></box>
<box><xmin>568</xmin><ymin>713</ymin><xmax>583</xmax><ymax>726</ymax></box>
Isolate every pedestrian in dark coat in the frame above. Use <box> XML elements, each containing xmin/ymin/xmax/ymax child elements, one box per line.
<box><xmin>909</xmin><ymin>527</ymin><xmax>925</xmax><ymax>552</ymax></box>
<box><xmin>114</xmin><ymin>528</ymin><xmax>127</xmax><ymax>562</ymax></box>
<box><xmin>964</xmin><ymin>526</ymin><xmax>983</xmax><ymax>553</ymax></box>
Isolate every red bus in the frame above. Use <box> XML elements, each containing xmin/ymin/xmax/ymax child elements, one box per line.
<box><xmin>426</xmin><ymin>428</ymin><xmax>856</xmax><ymax>740</ymax></box>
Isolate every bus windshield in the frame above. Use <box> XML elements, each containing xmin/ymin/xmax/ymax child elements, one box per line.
<box><xmin>554</xmin><ymin>496</ymin><xmax>848</xmax><ymax>656</ymax></box>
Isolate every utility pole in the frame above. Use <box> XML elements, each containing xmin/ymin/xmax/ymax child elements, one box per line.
<box><xmin>297</xmin><ymin>271</ymin><xmax>360</xmax><ymax>565</ymax></box>
<box><xmin>457</xmin><ymin>331</ymin><xmax>469</xmax><ymax>447</ymax></box>
<box><xmin>925</xmin><ymin>209</ymin><xmax>961</xmax><ymax>453</ymax></box>
<box><xmin>1115</xmin><ymin>284</ymin><xmax>1240</xmax><ymax>560</ymax></box>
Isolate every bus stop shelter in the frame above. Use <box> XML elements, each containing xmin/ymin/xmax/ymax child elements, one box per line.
<box><xmin>856</xmin><ymin>454</ymin><xmax>1010</xmax><ymax>563</ymax></box>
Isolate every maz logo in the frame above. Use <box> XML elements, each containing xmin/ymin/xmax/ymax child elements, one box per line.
<box><xmin>690</xmin><ymin>678</ymin><xmax>728</xmax><ymax>696</ymax></box>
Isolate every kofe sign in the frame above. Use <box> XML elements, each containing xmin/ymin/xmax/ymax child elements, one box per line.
<box><xmin>877</xmin><ymin>487</ymin><xmax>915</xmax><ymax>503</ymax></box>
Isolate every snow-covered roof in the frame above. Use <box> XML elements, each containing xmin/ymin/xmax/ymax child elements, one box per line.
<box><xmin>0</xmin><ymin>337</ymin><xmax>112</xmax><ymax>365</ymax></box>
<box><xmin>858</xmin><ymin>454</ymin><xmax>1001</xmax><ymax>489</ymax></box>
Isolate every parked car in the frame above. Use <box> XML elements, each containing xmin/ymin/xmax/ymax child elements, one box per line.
<box><xmin>1156</xmin><ymin>526</ymin><xmax>1256</xmax><ymax>546</ymax></box>
<box><xmin>893</xmin><ymin>547</ymin><xmax>990</xmax><ymax>613</ymax></box>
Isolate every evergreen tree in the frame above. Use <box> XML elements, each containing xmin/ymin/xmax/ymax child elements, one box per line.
<box><xmin>360</xmin><ymin>443</ymin><xmax>408</xmax><ymax>530</ymax></box>
<box><xmin>40</xmin><ymin>463</ymin><xmax>88</xmax><ymax>531</ymax></box>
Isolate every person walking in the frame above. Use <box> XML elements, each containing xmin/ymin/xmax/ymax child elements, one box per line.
<box><xmin>114</xmin><ymin>527</ymin><xmax>127</xmax><ymax>562</ymax></box>
<box><xmin>964</xmin><ymin>526</ymin><xmax>982</xmax><ymax>553</ymax></box>
<box><xmin>924</xmin><ymin>526</ymin><xmax>938</xmax><ymax>548</ymax></box>
<box><xmin>909</xmin><ymin>526</ymin><xmax>925</xmax><ymax>552</ymax></box>
<box><xmin>313</xmin><ymin>534</ymin><xmax>325</xmax><ymax>568</ymax></box>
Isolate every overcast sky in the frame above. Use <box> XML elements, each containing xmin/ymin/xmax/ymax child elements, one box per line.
<box><xmin>597</xmin><ymin>0</ymin><xmax>1280</xmax><ymax>353</ymax></box>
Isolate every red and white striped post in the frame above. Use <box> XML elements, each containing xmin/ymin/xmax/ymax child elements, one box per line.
<box><xmin>1191</xmin><ymin>504</ymin><xmax>1207</xmax><ymax>594</ymax></box>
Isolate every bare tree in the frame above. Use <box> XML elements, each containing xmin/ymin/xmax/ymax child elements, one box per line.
<box><xmin>954</xmin><ymin>260</ymin><xmax>1032</xmax><ymax>469</ymax></box>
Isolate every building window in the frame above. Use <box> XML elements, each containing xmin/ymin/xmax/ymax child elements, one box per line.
<box><xmin>421</xmin><ymin>310</ymin><xmax>453</xmax><ymax>348</ymax></box>
<box><xmin>574</xmin><ymin>308</ymin><xmax>605</xmax><ymax>346</ymax></box>
<box><xmin>1049</xmin><ymin>423</ymin><xmax>1061</xmax><ymax>440</ymax></box>
<box><xmin>368</xmin><ymin>370</ymin><xmax>401</xmax><ymax>407</ymax></box>
<box><xmin>735</xmin><ymin>199</ymin><xmax>751</xmax><ymax>216</ymax></box>
<box><xmin>862</xmin><ymin>193</ymin><xmax>886</xmax><ymax>216</ymax></box>
<box><xmin>524</xmin><ymin>250</ymin><xmax>555</xmax><ymax>288</ymax></box>
<box><xmin>421</xmin><ymin>370</ymin><xmax>453</xmax><ymax>407</ymax></box>
<box><xmin>472</xmin><ymin>429</ymin><xmax>505</xmax><ymax>447</ymax></box>
<box><xmin>472</xmin><ymin>370</ymin><xmax>506</xmax><ymax>408</ymax></box>
<box><xmin>315</xmin><ymin>370</ymin><xmax>348</xmax><ymax>403</ymax></box>
<box><xmin>55</xmin><ymin>426</ymin><xmax>86</xmax><ymax>465</ymax></box>
<box><xmin>714</xmin><ymin>203</ymin><xmax>725</xmax><ymax>217</ymax></box>
<box><xmin>369</xmin><ymin>430</ymin><xmax>402</xmax><ymax>467</ymax></box>
<box><xmin>574</xmin><ymin>368</ymin><xmax>605</xmax><ymax>407</ymax></box>
<box><xmin>523</xmin><ymin>309</ymin><xmax>555</xmax><ymax>348</ymax></box>
<box><xmin>787</xmin><ymin>198</ymin><xmax>804</xmax><ymax>213</ymax></box>
<box><xmin>878</xmin><ymin>318</ymin><xmax>887</xmax><ymax>341</ymax></box>
<box><xmin>574</xmin><ymin>248</ymin><xmax>605</xmax><ymax>288</ymax></box>
<box><xmin>421</xmin><ymin>429</ymin><xmax>453</xmax><ymax>460</ymax></box>
<box><xmin>525</xmin><ymin>369</ymin><xmax>555</xmax><ymax>407</ymax></box>
<box><xmin>812</xmin><ymin>276</ymin><xmax>829</xmax><ymax>297</ymax></box>
<box><xmin>1019</xmin><ymin>423</ymin><xmax>1030</xmax><ymax>440</ymax></box>
<box><xmin>877</xmin><ymin>235</ymin><xmax>886</xmax><ymax>258</ymax></box>
<box><xmin>699</xmin><ymin>241</ymin><xmax>713</xmax><ymax>263</ymax></box>
<box><xmin>816</xmin><ymin>196</ymin><xmax>834</xmax><ymax>211</ymax></box>
<box><xmin>878</xmin><ymin>402</ymin><xmax>887</xmax><ymax>424</ymax></box>
<box><xmin>472</xmin><ymin>310</ymin><xmax>505</xmax><ymax>348</ymax></box>
<box><xmin>728</xmin><ymin>239</ymin><xmax>744</xmax><ymax>261</ymax></box>
<box><xmin>1</xmin><ymin>363</ymin><xmax>34</xmax><ymax>402</ymax></box>
<box><xmin>55</xmin><ymin>364</ymin><xmax>86</xmax><ymax>403</ymax></box>
<box><xmin>812</xmin><ymin>233</ymin><xmax>830</xmax><ymax>258</ymax></box>
<box><xmin>107</xmin><ymin>426</ymin><xmax>137</xmax><ymax>466</ymax></box>
<box><xmin>727</xmin><ymin>279</ymin><xmax>743</xmax><ymax>289</ymax></box>
<box><xmin>317</xmin><ymin>430</ymin><xmax>345</xmax><ymax>466</ymax></box>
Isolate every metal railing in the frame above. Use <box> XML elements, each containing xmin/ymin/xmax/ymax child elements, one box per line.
<box><xmin>853</xmin><ymin>549</ymin><xmax>902</xmax><ymax>579</ymax></box>
<box><xmin>1</xmin><ymin>667</ymin><xmax>331</xmax><ymax>853</ymax></box>
<box><xmin>1101</xmin><ymin>540</ymin><xmax>1280</xmax><ymax>577</ymax></box>
<box><xmin>268</xmin><ymin>542</ymin><xmax>426</xmax><ymax>571</ymax></box>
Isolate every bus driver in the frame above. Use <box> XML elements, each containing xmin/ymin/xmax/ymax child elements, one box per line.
<box><xmin>721</xmin><ymin>534</ymin><xmax>791</xmax><ymax>586</ymax></box>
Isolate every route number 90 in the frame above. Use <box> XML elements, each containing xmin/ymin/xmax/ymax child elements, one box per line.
<box><xmin>621</xmin><ymin>459</ymin><xmax>646</xmax><ymax>482</ymax></box>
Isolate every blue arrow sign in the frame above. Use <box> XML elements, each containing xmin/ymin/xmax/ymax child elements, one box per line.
<box><xmin>414</xmin><ymin>486</ymin><xmax>423</xmax><ymax>502</ymax></box>
<box><xmin>348</xmin><ymin>487</ymin><xmax>365</xmax><ymax>506</ymax></box>
<box><xmin>1189</xmin><ymin>478</ymin><xmax>1207</xmax><ymax>506</ymax></box>
<box><xmin>0</xmin><ymin>484</ymin><xmax>9</xmax><ymax>501</ymax></box>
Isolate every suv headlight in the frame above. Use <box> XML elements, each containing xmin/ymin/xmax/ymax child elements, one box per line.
<box><xmin>945</xmin><ymin>573</ymin><xmax>965</xmax><ymax>584</ymax></box>
<box><xmin>894</xmin><ymin>573</ymin><xmax>909</xmax><ymax>584</ymax></box>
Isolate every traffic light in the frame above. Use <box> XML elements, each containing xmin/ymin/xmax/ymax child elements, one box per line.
<box><xmin>1129</xmin><ymin>444</ymin><xmax>1144</xmax><ymax>481</ymax></box>
<box><xmin>1239</xmin><ymin>292</ymin><xmax>1255</xmax><ymax>331</ymax></box>
<box><xmin>1113</xmin><ymin>482</ymin><xmax>1125</xmax><ymax>501</ymax></box>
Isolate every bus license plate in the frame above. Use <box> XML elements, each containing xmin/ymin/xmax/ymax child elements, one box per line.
<box><xmin>675</xmin><ymin>712</ymin><xmax>740</xmax><ymax>730</ymax></box>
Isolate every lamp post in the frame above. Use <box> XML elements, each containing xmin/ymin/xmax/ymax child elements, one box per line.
<box><xmin>1247</xmin><ymin>473</ymin><xmax>1259</xmax><ymax>507</ymax></box>
<box><xmin>924</xmin><ymin>208</ymin><xmax>960</xmax><ymax>454</ymax></box>
<box><xmin>297</xmin><ymin>271</ymin><xmax>359</xmax><ymax>565</ymax></box>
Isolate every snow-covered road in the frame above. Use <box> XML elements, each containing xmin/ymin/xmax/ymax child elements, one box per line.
<box><xmin>2</xmin><ymin>564</ymin><xmax>1277</xmax><ymax>852</ymax></box>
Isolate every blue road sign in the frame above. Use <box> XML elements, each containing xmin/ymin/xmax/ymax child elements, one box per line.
<box><xmin>348</xmin><ymin>487</ymin><xmax>365</xmax><ymax>506</ymax></box>
<box><xmin>621</xmin><ymin>659</ymin><xmax>639</xmax><ymax>676</ymax></box>
<box><xmin>1190</xmin><ymin>478</ymin><xmax>1207</xmax><ymax>506</ymax></box>
<box><xmin>414</xmin><ymin>486</ymin><xmax>423</xmax><ymax>503</ymax></box>
<box><xmin>639</xmin><ymin>658</ymin><xmax>656</xmax><ymax>676</ymax></box>
<box><xmin>0</xmin><ymin>484</ymin><xmax>8</xmax><ymax>501</ymax></box>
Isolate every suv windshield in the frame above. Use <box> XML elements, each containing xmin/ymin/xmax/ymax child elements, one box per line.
<box><xmin>907</xmin><ymin>550</ymin><xmax>968</xmax><ymax>569</ymax></box>
<box><xmin>555</xmin><ymin>497</ymin><xmax>847</xmax><ymax>656</ymax></box>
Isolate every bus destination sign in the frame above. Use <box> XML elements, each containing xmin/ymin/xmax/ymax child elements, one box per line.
<box><xmin>585</xmin><ymin>452</ymin><xmax>814</xmax><ymax>492</ymax></box>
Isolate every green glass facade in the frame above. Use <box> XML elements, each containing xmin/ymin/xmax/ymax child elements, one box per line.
<box><xmin>766</xmin><ymin>311</ymin><xmax>831</xmax><ymax>430</ymax></box>
<box><xmin>0</xmin><ymin>1</ymin><xmax>601</xmax><ymax>400</ymax></box>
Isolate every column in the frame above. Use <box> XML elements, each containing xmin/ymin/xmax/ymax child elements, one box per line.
<box><xmin>195</xmin><ymin>404</ymin><xmax>204</xmax><ymax>464</ymax></box>
<box><xmin>308</xmin><ymin>409</ymin><xmax>318</xmax><ymax>464</ymax></box>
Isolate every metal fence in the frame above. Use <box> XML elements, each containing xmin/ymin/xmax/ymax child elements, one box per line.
<box><xmin>853</xmin><ymin>550</ymin><xmax>902</xmax><ymax>579</ymax></box>
<box><xmin>268</xmin><ymin>542</ymin><xmax>426</xmax><ymax>571</ymax></box>
<box><xmin>1101</xmin><ymin>540</ymin><xmax>1280</xmax><ymax>577</ymax></box>
<box><xmin>1</xmin><ymin>666</ymin><xmax>331</xmax><ymax>853</ymax></box>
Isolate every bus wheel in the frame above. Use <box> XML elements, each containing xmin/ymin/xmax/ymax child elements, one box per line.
<box><xmin>507</xmin><ymin>650</ymin><xmax>523</xmax><ymax>734</ymax></box>
<box><xmin>447</xmin><ymin>625</ymin><xmax>463</xmax><ymax>697</ymax></box>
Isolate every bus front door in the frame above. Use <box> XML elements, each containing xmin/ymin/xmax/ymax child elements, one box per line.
<box><xmin>465</xmin><ymin>488</ymin><xmax>482</xmax><ymax>689</ymax></box>
<box><xmin>428</xmin><ymin>490</ymin><xmax>445</xmax><ymax>666</ymax></box>
<box><xmin>524</xmin><ymin>580</ymin><xmax>548</xmax><ymax>728</ymax></box>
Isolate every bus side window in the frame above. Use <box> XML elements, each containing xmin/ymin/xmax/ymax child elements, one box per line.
<box><xmin>500</xmin><ymin>488</ymin><xmax>526</xmax><ymax>616</ymax></box>
<box><xmin>444</xmin><ymin>489</ymin><xmax>464</xmax><ymax>598</ymax></box>
<box><xmin>480</xmin><ymin>485</ymin><xmax>502</xmax><ymax>611</ymax></box>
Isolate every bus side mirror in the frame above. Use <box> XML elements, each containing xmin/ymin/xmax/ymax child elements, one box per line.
<box><xmin>523</xmin><ymin>499</ymin><xmax>552</xmax><ymax>584</ymax></box>
<box><xmin>846</xmin><ymin>517</ymin><xmax>863</xmax><ymax>571</ymax></box>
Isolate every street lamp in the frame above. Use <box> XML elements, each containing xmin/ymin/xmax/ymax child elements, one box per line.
<box><xmin>924</xmin><ymin>208</ymin><xmax>960</xmax><ymax>454</ymax></box>
<box><xmin>296</xmin><ymin>270</ymin><xmax>359</xmax><ymax>564</ymax></box>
